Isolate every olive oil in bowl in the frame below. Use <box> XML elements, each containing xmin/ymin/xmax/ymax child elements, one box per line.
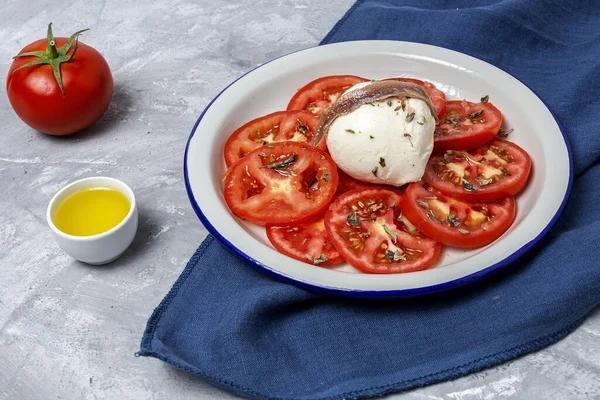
<box><xmin>47</xmin><ymin>177</ymin><xmax>138</xmax><ymax>265</ymax></box>
<box><xmin>53</xmin><ymin>187</ymin><xmax>131</xmax><ymax>236</ymax></box>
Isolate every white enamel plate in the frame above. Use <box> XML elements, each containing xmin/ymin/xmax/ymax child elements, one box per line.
<box><xmin>184</xmin><ymin>41</ymin><xmax>572</xmax><ymax>298</ymax></box>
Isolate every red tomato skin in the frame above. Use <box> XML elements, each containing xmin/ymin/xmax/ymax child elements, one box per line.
<box><xmin>266</xmin><ymin>216</ymin><xmax>344</xmax><ymax>266</ymax></box>
<box><xmin>401</xmin><ymin>183</ymin><xmax>516</xmax><ymax>248</ymax></box>
<box><xmin>325</xmin><ymin>188</ymin><xmax>441</xmax><ymax>274</ymax></box>
<box><xmin>286</xmin><ymin>75</ymin><xmax>369</xmax><ymax>113</ymax></box>
<box><xmin>7</xmin><ymin>37</ymin><xmax>113</xmax><ymax>135</ymax></box>
<box><xmin>433</xmin><ymin>101</ymin><xmax>502</xmax><ymax>153</ymax></box>
<box><xmin>424</xmin><ymin>139</ymin><xmax>532</xmax><ymax>203</ymax></box>
<box><xmin>223</xmin><ymin>110</ymin><xmax>322</xmax><ymax>167</ymax></box>
<box><xmin>223</xmin><ymin>142</ymin><xmax>339</xmax><ymax>225</ymax></box>
<box><xmin>335</xmin><ymin>169</ymin><xmax>378</xmax><ymax>195</ymax></box>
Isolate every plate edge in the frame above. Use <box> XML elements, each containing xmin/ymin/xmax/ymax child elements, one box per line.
<box><xmin>183</xmin><ymin>41</ymin><xmax>574</xmax><ymax>298</ymax></box>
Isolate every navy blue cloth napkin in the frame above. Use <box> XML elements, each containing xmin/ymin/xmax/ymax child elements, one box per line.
<box><xmin>139</xmin><ymin>1</ymin><xmax>600</xmax><ymax>399</ymax></box>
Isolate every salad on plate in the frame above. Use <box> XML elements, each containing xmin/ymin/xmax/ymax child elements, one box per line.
<box><xmin>221</xmin><ymin>75</ymin><xmax>532</xmax><ymax>274</ymax></box>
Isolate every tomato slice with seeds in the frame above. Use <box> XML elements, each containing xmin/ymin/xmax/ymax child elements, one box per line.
<box><xmin>223</xmin><ymin>142</ymin><xmax>338</xmax><ymax>225</ymax></box>
<box><xmin>325</xmin><ymin>188</ymin><xmax>441</xmax><ymax>274</ymax></box>
<box><xmin>384</xmin><ymin>77</ymin><xmax>446</xmax><ymax>119</ymax></box>
<box><xmin>266</xmin><ymin>216</ymin><xmax>344</xmax><ymax>266</ymax></box>
<box><xmin>434</xmin><ymin>100</ymin><xmax>502</xmax><ymax>152</ymax></box>
<box><xmin>401</xmin><ymin>182</ymin><xmax>516</xmax><ymax>248</ymax></box>
<box><xmin>424</xmin><ymin>138</ymin><xmax>532</xmax><ymax>203</ymax></box>
<box><xmin>287</xmin><ymin>75</ymin><xmax>369</xmax><ymax>115</ymax></box>
<box><xmin>266</xmin><ymin>169</ymin><xmax>377</xmax><ymax>267</ymax></box>
<box><xmin>223</xmin><ymin>110</ymin><xmax>322</xmax><ymax>167</ymax></box>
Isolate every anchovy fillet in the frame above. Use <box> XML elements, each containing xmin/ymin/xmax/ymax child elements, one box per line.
<box><xmin>312</xmin><ymin>80</ymin><xmax>438</xmax><ymax>147</ymax></box>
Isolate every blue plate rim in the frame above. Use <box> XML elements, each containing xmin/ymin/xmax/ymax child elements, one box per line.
<box><xmin>183</xmin><ymin>41</ymin><xmax>574</xmax><ymax>299</ymax></box>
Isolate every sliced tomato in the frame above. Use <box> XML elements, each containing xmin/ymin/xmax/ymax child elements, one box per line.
<box><xmin>401</xmin><ymin>182</ymin><xmax>516</xmax><ymax>248</ymax></box>
<box><xmin>223</xmin><ymin>142</ymin><xmax>338</xmax><ymax>225</ymax></box>
<box><xmin>265</xmin><ymin>168</ymin><xmax>371</xmax><ymax>267</ymax></box>
<box><xmin>266</xmin><ymin>215</ymin><xmax>344</xmax><ymax>266</ymax></box>
<box><xmin>223</xmin><ymin>110</ymin><xmax>322</xmax><ymax>167</ymax></box>
<box><xmin>325</xmin><ymin>188</ymin><xmax>441</xmax><ymax>274</ymax></box>
<box><xmin>434</xmin><ymin>100</ymin><xmax>502</xmax><ymax>152</ymax></box>
<box><xmin>287</xmin><ymin>75</ymin><xmax>369</xmax><ymax>115</ymax></box>
<box><xmin>424</xmin><ymin>138</ymin><xmax>532</xmax><ymax>202</ymax></box>
<box><xmin>265</xmin><ymin>169</ymin><xmax>376</xmax><ymax>267</ymax></box>
<box><xmin>335</xmin><ymin>169</ymin><xmax>378</xmax><ymax>196</ymax></box>
<box><xmin>335</xmin><ymin>168</ymin><xmax>401</xmax><ymax>197</ymax></box>
<box><xmin>384</xmin><ymin>77</ymin><xmax>446</xmax><ymax>119</ymax></box>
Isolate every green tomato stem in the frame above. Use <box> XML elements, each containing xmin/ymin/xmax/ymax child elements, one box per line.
<box><xmin>48</xmin><ymin>40</ymin><xmax>59</xmax><ymax>59</ymax></box>
<box><xmin>11</xmin><ymin>22</ymin><xmax>90</xmax><ymax>96</ymax></box>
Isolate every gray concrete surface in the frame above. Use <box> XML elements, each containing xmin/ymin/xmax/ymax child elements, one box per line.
<box><xmin>1</xmin><ymin>1</ymin><xmax>599</xmax><ymax>399</ymax></box>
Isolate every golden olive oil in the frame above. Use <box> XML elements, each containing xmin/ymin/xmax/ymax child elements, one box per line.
<box><xmin>53</xmin><ymin>187</ymin><xmax>130</xmax><ymax>236</ymax></box>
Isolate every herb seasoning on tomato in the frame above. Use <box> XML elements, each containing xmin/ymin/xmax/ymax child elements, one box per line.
<box><xmin>401</xmin><ymin>181</ymin><xmax>516</xmax><ymax>248</ymax></box>
<box><xmin>223</xmin><ymin>110</ymin><xmax>322</xmax><ymax>167</ymax></box>
<box><xmin>434</xmin><ymin>100</ymin><xmax>502</xmax><ymax>152</ymax></box>
<box><xmin>287</xmin><ymin>75</ymin><xmax>369</xmax><ymax>115</ymax></box>
<box><xmin>424</xmin><ymin>138</ymin><xmax>531</xmax><ymax>202</ymax></box>
<box><xmin>224</xmin><ymin>142</ymin><xmax>339</xmax><ymax>225</ymax></box>
<box><xmin>325</xmin><ymin>188</ymin><xmax>441</xmax><ymax>273</ymax></box>
<box><xmin>266</xmin><ymin>215</ymin><xmax>344</xmax><ymax>266</ymax></box>
<box><xmin>384</xmin><ymin>77</ymin><xmax>447</xmax><ymax>119</ymax></box>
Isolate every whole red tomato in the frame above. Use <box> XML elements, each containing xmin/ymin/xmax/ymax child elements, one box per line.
<box><xmin>6</xmin><ymin>24</ymin><xmax>113</xmax><ymax>136</ymax></box>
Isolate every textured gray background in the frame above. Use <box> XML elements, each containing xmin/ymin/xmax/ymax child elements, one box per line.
<box><xmin>1</xmin><ymin>1</ymin><xmax>599</xmax><ymax>399</ymax></box>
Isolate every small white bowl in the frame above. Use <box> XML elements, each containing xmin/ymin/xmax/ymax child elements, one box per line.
<box><xmin>46</xmin><ymin>176</ymin><xmax>138</xmax><ymax>265</ymax></box>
